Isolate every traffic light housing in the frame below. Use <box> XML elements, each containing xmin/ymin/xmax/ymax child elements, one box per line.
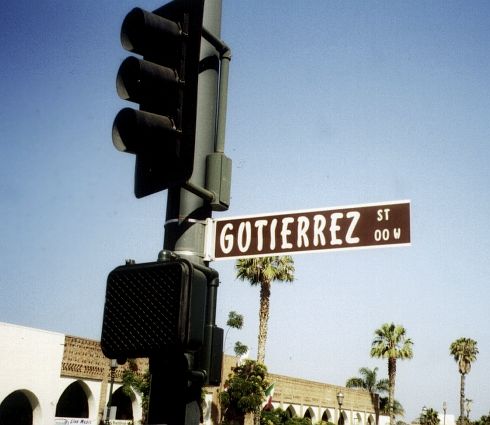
<box><xmin>101</xmin><ymin>259</ymin><xmax>207</xmax><ymax>360</ymax></box>
<box><xmin>112</xmin><ymin>0</ymin><xmax>205</xmax><ymax>198</ymax></box>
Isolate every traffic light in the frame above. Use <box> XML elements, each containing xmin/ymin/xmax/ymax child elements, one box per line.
<box><xmin>101</xmin><ymin>259</ymin><xmax>207</xmax><ymax>360</ymax></box>
<box><xmin>112</xmin><ymin>0</ymin><xmax>205</xmax><ymax>198</ymax></box>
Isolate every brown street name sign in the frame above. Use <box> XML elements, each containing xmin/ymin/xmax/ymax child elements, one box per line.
<box><xmin>208</xmin><ymin>200</ymin><xmax>410</xmax><ymax>260</ymax></box>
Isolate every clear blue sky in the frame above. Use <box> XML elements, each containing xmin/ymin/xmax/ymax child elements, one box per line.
<box><xmin>1</xmin><ymin>0</ymin><xmax>489</xmax><ymax>421</ymax></box>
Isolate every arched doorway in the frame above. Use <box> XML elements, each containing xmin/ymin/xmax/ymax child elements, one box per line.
<box><xmin>304</xmin><ymin>407</ymin><xmax>315</xmax><ymax>422</ymax></box>
<box><xmin>354</xmin><ymin>412</ymin><xmax>363</xmax><ymax>425</ymax></box>
<box><xmin>338</xmin><ymin>411</ymin><xmax>348</xmax><ymax>425</ymax></box>
<box><xmin>322</xmin><ymin>409</ymin><xmax>333</xmax><ymax>423</ymax></box>
<box><xmin>111</xmin><ymin>387</ymin><xmax>134</xmax><ymax>420</ymax></box>
<box><xmin>56</xmin><ymin>381</ymin><xmax>89</xmax><ymax>418</ymax></box>
<box><xmin>285</xmin><ymin>405</ymin><xmax>296</xmax><ymax>418</ymax></box>
<box><xmin>0</xmin><ymin>390</ymin><xmax>33</xmax><ymax>425</ymax></box>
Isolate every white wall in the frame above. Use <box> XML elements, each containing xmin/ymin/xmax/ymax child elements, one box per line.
<box><xmin>378</xmin><ymin>415</ymin><xmax>390</xmax><ymax>425</ymax></box>
<box><xmin>0</xmin><ymin>322</ymin><xmax>65</xmax><ymax>424</ymax></box>
<box><xmin>439</xmin><ymin>413</ymin><xmax>456</xmax><ymax>425</ymax></box>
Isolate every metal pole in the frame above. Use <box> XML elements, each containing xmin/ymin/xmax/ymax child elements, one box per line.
<box><xmin>148</xmin><ymin>1</ymin><xmax>222</xmax><ymax>424</ymax></box>
<box><xmin>106</xmin><ymin>359</ymin><xmax>117</xmax><ymax>424</ymax></box>
<box><xmin>337</xmin><ymin>392</ymin><xmax>344</xmax><ymax>425</ymax></box>
<box><xmin>164</xmin><ymin>0</ymin><xmax>222</xmax><ymax>265</ymax></box>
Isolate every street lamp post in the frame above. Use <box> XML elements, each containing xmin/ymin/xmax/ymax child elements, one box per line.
<box><xmin>105</xmin><ymin>359</ymin><xmax>118</xmax><ymax>424</ymax></box>
<box><xmin>337</xmin><ymin>391</ymin><xmax>344</xmax><ymax>425</ymax></box>
<box><xmin>443</xmin><ymin>402</ymin><xmax>447</xmax><ymax>425</ymax></box>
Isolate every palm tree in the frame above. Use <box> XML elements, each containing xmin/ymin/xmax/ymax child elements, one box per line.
<box><xmin>380</xmin><ymin>398</ymin><xmax>405</xmax><ymax>417</ymax></box>
<box><xmin>236</xmin><ymin>256</ymin><xmax>295</xmax><ymax>364</ymax></box>
<box><xmin>370</xmin><ymin>323</ymin><xmax>413</xmax><ymax>425</ymax></box>
<box><xmin>346</xmin><ymin>366</ymin><xmax>389</xmax><ymax>393</ymax></box>
<box><xmin>346</xmin><ymin>366</ymin><xmax>390</xmax><ymax>422</ymax></box>
<box><xmin>449</xmin><ymin>337</ymin><xmax>478</xmax><ymax>424</ymax></box>
<box><xmin>421</xmin><ymin>407</ymin><xmax>440</xmax><ymax>425</ymax></box>
<box><xmin>224</xmin><ymin>310</ymin><xmax>245</xmax><ymax>352</ymax></box>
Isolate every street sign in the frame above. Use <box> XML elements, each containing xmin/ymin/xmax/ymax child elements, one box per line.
<box><xmin>206</xmin><ymin>200</ymin><xmax>410</xmax><ymax>260</ymax></box>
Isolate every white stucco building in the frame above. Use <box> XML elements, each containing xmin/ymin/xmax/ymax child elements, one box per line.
<box><xmin>1</xmin><ymin>321</ymin><xmax>387</xmax><ymax>425</ymax></box>
<box><xmin>0</xmin><ymin>322</ymin><xmax>141</xmax><ymax>424</ymax></box>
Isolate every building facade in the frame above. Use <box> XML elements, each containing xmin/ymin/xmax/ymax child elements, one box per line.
<box><xmin>213</xmin><ymin>355</ymin><xmax>386</xmax><ymax>425</ymax></box>
<box><xmin>1</xmin><ymin>322</ymin><xmax>384</xmax><ymax>425</ymax></box>
<box><xmin>0</xmin><ymin>322</ymin><xmax>142</xmax><ymax>424</ymax></box>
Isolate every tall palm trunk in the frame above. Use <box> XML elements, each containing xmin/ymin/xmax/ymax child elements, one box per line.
<box><xmin>459</xmin><ymin>373</ymin><xmax>465</xmax><ymax>423</ymax></box>
<box><xmin>388</xmin><ymin>357</ymin><xmax>396</xmax><ymax>425</ymax></box>
<box><xmin>257</xmin><ymin>280</ymin><xmax>271</xmax><ymax>364</ymax></box>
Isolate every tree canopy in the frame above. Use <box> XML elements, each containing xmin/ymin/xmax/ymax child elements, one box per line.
<box><xmin>345</xmin><ymin>366</ymin><xmax>389</xmax><ymax>393</ymax></box>
<box><xmin>450</xmin><ymin>338</ymin><xmax>478</xmax><ymax>375</ymax></box>
<box><xmin>421</xmin><ymin>407</ymin><xmax>440</xmax><ymax>425</ymax></box>
<box><xmin>220</xmin><ymin>360</ymin><xmax>270</xmax><ymax>425</ymax></box>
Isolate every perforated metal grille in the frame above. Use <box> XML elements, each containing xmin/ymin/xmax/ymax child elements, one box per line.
<box><xmin>101</xmin><ymin>262</ymin><xmax>187</xmax><ymax>359</ymax></box>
